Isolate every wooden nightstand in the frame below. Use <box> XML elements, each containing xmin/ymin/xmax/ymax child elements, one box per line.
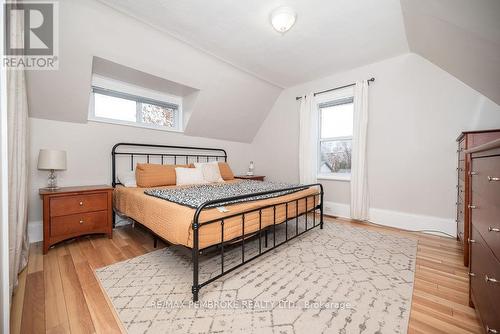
<box><xmin>234</xmin><ymin>175</ymin><xmax>265</xmax><ymax>181</ymax></box>
<box><xmin>40</xmin><ymin>185</ymin><xmax>113</xmax><ymax>254</ymax></box>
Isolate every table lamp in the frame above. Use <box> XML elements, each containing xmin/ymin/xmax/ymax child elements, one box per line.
<box><xmin>37</xmin><ymin>149</ymin><xmax>67</xmax><ymax>190</ymax></box>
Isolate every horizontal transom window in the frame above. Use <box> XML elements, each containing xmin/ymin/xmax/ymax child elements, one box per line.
<box><xmin>88</xmin><ymin>76</ymin><xmax>183</xmax><ymax>132</ymax></box>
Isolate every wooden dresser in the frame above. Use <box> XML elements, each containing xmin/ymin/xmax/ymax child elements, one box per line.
<box><xmin>467</xmin><ymin>139</ymin><xmax>500</xmax><ymax>334</ymax></box>
<box><xmin>40</xmin><ymin>185</ymin><xmax>113</xmax><ymax>254</ymax></box>
<box><xmin>456</xmin><ymin>129</ymin><xmax>500</xmax><ymax>266</ymax></box>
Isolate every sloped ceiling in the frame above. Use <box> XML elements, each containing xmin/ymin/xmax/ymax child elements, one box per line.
<box><xmin>26</xmin><ymin>0</ymin><xmax>281</xmax><ymax>143</ymax></box>
<box><xmin>27</xmin><ymin>0</ymin><xmax>499</xmax><ymax>145</ymax></box>
<box><xmin>98</xmin><ymin>0</ymin><xmax>409</xmax><ymax>88</ymax></box>
<box><xmin>401</xmin><ymin>0</ymin><xmax>500</xmax><ymax>105</ymax></box>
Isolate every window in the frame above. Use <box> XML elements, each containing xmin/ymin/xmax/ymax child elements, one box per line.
<box><xmin>89</xmin><ymin>76</ymin><xmax>182</xmax><ymax>132</ymax></box>
<box><xmin>318</xmin><ymin>95</ymin><xmax>354</xmax><ymax>181</ymax></box>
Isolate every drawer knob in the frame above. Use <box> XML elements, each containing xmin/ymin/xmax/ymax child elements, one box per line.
<box><xmin>468</xmin><ymin>205</ymin><xmax>477</xmax><ymax>209</ymax></box>
<box><xmin>489</xmin><ymin>227</ymin><xmax>500</xmax><ymax>233</ymax></box>
<box><xmin>485</xmin><ymin>275</ymin><xmax>499</xmax><ymax>284</ymax></box>
<box><xmin>79</xmin><ymin>201</ymin><xmax>83</xmax><ymax>206</ymax></box>
<box><xmin>488</xmin><ymin>176</ymin><xmax>500</xmax><ymax>182</ymax></box>
<box><xmin>487</xmin><ymin>326</ymin><xmax>498</xmax><ymax>333</ymax></box>
<box><xmin>79</xmin><ymin>219</ymin><xmax>84</xmax><ymax>224</ymax></box>
<box><xmin>468</xmin><ymin>272</ymin><xmax>476</xmax><ymax>277</ymax></box>
<box><xmin>468</xmin><ymin>238</ymin><xmax>476</xmax><ymax>244</ymax></box>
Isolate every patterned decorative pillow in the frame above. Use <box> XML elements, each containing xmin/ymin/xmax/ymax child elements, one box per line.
<box><xmin>175</xmin><ymin>167</ymin><xmax>206</xmax><ymax>186</ymax></box>
<box><xmin>194</xmin><ymin>162</ymin><xmax>224</xmax><ymax>183</ymax></box>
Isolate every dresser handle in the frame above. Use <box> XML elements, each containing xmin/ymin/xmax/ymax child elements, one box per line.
<box><xmin>79</xmin><ymin>201</ymin><xmax>83</xmax><ymax>206</ymax></box>
<box><xmin>485</xmin><ymin>275</ymin><xmax>499</xmax><ymax>284</ymax></box>
<box><xmin>487</xmin><ymin>326</ymin><xmax>498</xmax><ymax>333</ymax></box>
<box><xmin>468</xmin><ymin>205</ymin><xmax>477</xmax><ymax>209</ymax></box>
<box><xmin>468</xmin><ymin>238</ymin><xmax>476</xmax><ymax>244</ymax></box>
<box><xmin>488</xmin><ymin>176</ymin><xmax>499</xmax><ymax>182</ymax></box>
<box><xmin>489</xmin><ymin>227</ymin><xmax>500</xmax><ymax>233</ymax></box>
<box><xmin>79</xmin><ymin>219</ymin><xmax>84</xmax><ymax>224</ymax></box>
<box><xmin>468</xmin><ymin>272</ymin><xmax>475</xmax><ymax>277</ymax></box>
<box><xmin>469</xmin><ymin>171</ymin><xmax>478</xmax><ymax>176</ymax></box>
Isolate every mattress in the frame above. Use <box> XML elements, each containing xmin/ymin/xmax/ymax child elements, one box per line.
<box><xmin>114</xmin><ymin>180</ymin><xmax>320</xmax><ymax>249</ymax></box>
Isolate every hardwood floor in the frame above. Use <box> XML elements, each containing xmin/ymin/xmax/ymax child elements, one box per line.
<box><xmin>10</xmin><ymin>217</ymin><xmax>482</xmax><ymax>334</ymax></box>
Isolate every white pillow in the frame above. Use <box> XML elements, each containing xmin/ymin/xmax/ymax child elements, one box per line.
<box><xmin>194</xmin><ymin>161</ymin><xmax>224</xmax><ymax>183</ymax></box>
<box><xmin>175</xmin><ymin>167</ymin><xmax>206</xmax><ymax>186</ymax></box>
<box><xmin>117</xmin><ymin>171</ymin><xmax>137</xmax><ymax>187</ymax></box>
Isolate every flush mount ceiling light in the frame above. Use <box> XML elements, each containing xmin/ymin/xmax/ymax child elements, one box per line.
<box><xmin>270</xmin><ymin>6</ymin><xmax>296</xmax><ymax>34</ymax></box>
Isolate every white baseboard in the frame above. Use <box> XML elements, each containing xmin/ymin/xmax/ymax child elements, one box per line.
<box><xmin>27</xmin><ymin>204</ymin><xmax>456</xmax><ymax>243</ymax></box>
<box><xmin>28</xmin><ymin>220</ymin><xmax>43</xmax><ymax>243</ymax></box>
<box><xmin>323</xmin><ymin>201</ymin><xmax>456</xmax><ymax>238</ymax></box>
<box><xmin>324</xmin><ymin>202</ymin><xmax>351</xmax><ymax>219</ymax></box>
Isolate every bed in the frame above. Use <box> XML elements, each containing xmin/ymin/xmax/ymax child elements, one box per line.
<box><xmin>111</xmin><ymin>143</ymin><xmax>324</xmax><ymax>301</ymax></box>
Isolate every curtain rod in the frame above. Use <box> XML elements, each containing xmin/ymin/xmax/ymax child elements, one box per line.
<box><xmin>295</xmin><ymin>77</ymin><xmax>375</xmax><ymax>101</ymax></box>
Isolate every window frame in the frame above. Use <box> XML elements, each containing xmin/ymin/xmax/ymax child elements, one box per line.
<box><xmin>315</xmin><ymin>87</ymin><xmax>355</xmax><ymax>181</ymax></box>
<box><xmin>88</xmin><ymin>76</ymin><xmax>183</xmax><ymax>133</ymax></box>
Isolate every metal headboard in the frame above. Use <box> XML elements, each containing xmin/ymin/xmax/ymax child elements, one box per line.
<box><xmin>111</xmin><ymin>142</ymin><xmax>228</xmax><ymax>187</ymax></box>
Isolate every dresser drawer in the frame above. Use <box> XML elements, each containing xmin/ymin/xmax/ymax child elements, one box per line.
<box><xmin>470</xmin><ymin>228</ymin><xmax>500</xmax><ymax>333</ymax></box>
<box><xmin>471</xmin><ymin>156</ymin><xmax>500</xmax><ymax>201</ymax></box>
<box><xmin>457</xmin><ymin>217</ymin><xmax>464</xmax><ymax>242</ymax></box>
<box><xmin>50</xmin><ymin>210</ymin><xmax>108</xmax><ymax>237</ymax></box>
<box><xmin>458</xmin><ymin>140</ymin><xmax>466</xmax><ymax>160</ymax></box>
<box><xmin>471</xmin><ymin>192</ymin><xmax>500</xmax><ymax>261</ymax></box>
<box><xmin>457</xmin><ymin>200</ymin><xmax>465</xmax><ymax>222</ymax></box>
<box><xmin>50</xmin><ymin>192</ymin><xmax>108</xmax><ymax>217</ymax></box>
<box><xmin>458</xmin><ymin>160</ymin><xmax>465</xmax><ymax>180</ymax></box>
<box><xmin>458</xmin><ymin>178</ymin><xmax>465</xmax><ymax>195</ymax></box>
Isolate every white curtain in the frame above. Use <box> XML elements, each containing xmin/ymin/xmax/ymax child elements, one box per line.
<box><xmin>298</xmin><ymin>93</ymin><xmax>318</xmax><ymax>184</ymax></box>
<box><xmin>7</xmin><ymin>5</ymin><xmax>29</xmax><ymax>299</ymax></box>
<box><xmin>350</xmin><ymin>81</ymin><xmax>369</xmax><ymax>220</ymax></box>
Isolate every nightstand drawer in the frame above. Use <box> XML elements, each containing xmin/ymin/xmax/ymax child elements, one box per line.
<box><xmin>50</xmin><ymin>192</ymin><xmax>108</xmax><ymax>217</ymax></box>
<box><xmin>50</xmin><ymin>210</ymin><xmax>108</xmax><ymax>237</ymax></box>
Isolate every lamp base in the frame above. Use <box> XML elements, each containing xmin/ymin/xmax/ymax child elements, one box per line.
<box><xmin>46</xmin><ymin>169</ymin><xmax>59</xmax><ymax>190</ymax></box>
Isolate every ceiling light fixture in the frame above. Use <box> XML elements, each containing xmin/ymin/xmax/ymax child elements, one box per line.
<box><xmin>270</xmin><ymin>6</ymin><xmax>296</xmax><ymax>34</ymax></box>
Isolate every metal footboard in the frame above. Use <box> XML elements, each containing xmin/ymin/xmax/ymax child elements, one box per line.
<box><xmin>191</xmin><ymin>183</ymin><xmax>324</xmax><ymax>301</ymax></box>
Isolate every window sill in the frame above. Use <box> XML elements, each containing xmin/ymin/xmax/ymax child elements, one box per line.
<box><xmin>88</xmin><ymin>117</ymin><xmax>183</xmax><ymax>133</ymax></box>
<box><xmin>317</xmin><ymin>174</ymin><xmax>351</xmax><ymax>182</ymax></box>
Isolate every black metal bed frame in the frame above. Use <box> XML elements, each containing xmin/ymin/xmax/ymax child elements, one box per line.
<box><xmin>111</xmin><ymin>143</ymin><xmax>324</xmax><ymax>301</ymax></box>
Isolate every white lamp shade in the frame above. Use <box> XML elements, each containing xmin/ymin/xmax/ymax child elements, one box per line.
<box><xmin>37</xmin><ymin>149</ymin><xmax>67</xmax><ymax>170</ymax></box>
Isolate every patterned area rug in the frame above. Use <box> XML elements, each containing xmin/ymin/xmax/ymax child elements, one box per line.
<box><xmin>95</xmin><ymin>221</ymin><xmax>417</xmax><ymax>334</ymax></box>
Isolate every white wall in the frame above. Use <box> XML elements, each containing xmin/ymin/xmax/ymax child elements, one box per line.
<box><xmin>252</xmin><ymin>53</ymin><xmax>500</xmax><ymax>235</ymax></box>
<box><xmin>28</xmin><ymin>118</ymin><xmax>257</xmax><ymax>242</ymax></box>
<box><xmin>27</xmin><ymin>52</ymin><xmax>500</xmax><ymax>240</ymax></box>
<box><xmin>26</xmin><ymin>0</ymin><xmax>281</xmax><ymax>143</ymax></box>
